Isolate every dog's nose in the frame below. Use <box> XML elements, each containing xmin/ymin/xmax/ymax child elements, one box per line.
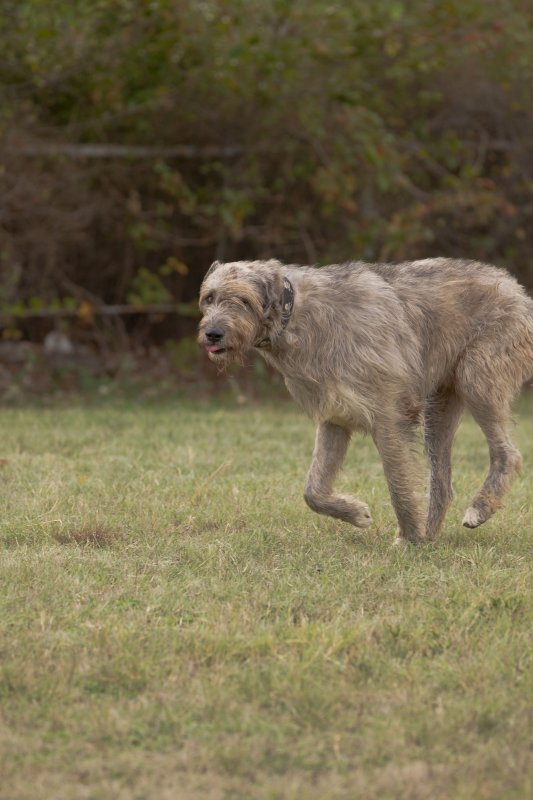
<box><xmin>205</xmin><ymin>327</ymin><xmax>224</xmax><ymax>343</ymax></box>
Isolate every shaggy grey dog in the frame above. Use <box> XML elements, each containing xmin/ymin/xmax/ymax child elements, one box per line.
<box><xmin>198</xmin><ymin>258</ymin><xmax>533</xmax><ymax>543</ymax></box>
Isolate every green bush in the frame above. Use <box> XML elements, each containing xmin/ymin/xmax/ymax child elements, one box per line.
<box><xmin>1</xmin><ymin>0</ymin><xmax>532</xmax><ymax>312</ymax></box>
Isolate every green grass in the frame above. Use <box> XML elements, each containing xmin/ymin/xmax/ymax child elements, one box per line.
<box><xmin>1</xmin><ymin>395</ymin><xmax>532</xmax><ymax>800</ymax></box>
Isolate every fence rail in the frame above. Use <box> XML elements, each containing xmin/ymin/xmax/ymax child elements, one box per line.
<box><xmin>0</xmin><ymin>303</ymin><xmax>199</xmax><ymax>323</ymax></box>
<box><xmin>7</xmin><ymin>143</ymin><xmax>244</xmax><ymax>159</ymax></box>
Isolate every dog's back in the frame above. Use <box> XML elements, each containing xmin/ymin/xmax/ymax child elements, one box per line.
<box><xmin>365</xmin><ymin>257</ymin><xmax>533</xmax><ymax>394</ymax></box>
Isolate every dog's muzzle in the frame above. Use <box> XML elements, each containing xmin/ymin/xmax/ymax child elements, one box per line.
<box><xmin>204</xmin><ymin>326</ymin><xmax>227</xmax><ymax>354</ymax></box>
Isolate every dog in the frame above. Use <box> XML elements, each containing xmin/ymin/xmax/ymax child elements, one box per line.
<box><xmin>198</xmin><ymin>258</ymin><xmax>533</xmax><ymax>543</ymax></box>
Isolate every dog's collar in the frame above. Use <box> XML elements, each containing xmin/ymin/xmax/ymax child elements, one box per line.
<box><xmin>255</xmin><ymin>277</ymin><xmax>294</xmax><ymax>349</ymax></box>
<box><xmin>280</xmin><ymin>277</ymin><xmax>295</xmax><ymax>329</ymax></box>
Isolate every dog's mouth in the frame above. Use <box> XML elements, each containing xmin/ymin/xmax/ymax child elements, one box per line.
<box><xmin>205</xmin><ymin>344</ymin><xmax>229</xmax><ymax>355</ymax></box>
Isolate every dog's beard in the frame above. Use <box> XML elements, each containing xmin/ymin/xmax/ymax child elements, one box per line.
<box><xmin>207</xmin><ymin>348</ymin><xmax>232</xmax><ymax>367</ymax></box>
<box><xmin>207</xmin><ymin>345</ymin><xmax>250</xmax><ymax>369</ymax></box>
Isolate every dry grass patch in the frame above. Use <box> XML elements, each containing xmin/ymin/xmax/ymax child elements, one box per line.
<box><xmin>53</xmin><ymin>524</ymin><xmax>122</xmax><ymax>548</ymax></box>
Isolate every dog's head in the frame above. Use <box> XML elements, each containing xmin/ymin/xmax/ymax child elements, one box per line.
<box><xmin>197</xmin><ymin>260</ymin><xmax>286</xmax><ymax>365</ymax></box>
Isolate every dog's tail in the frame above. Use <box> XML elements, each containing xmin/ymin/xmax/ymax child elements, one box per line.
<box><xmin>521</xmin><ymin>298</ymin><xmax>533</xmax><ymax>387</ymax></box>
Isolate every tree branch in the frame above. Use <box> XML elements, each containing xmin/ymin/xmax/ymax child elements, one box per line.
<box><xmin>6</xmin><ymin>143</ymin><xmax>244</xmax><ymax>160</ymax></box>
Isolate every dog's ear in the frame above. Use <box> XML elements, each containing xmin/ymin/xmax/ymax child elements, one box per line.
<box><xmin>261</xmin><ymin>279</ymin><xmax>278</xmax><ymax>311</ymax></box>
<box><xmin>257</xmin><ymin>264</ymin><xmax>284</xmax><ymax>314</ymax></box>
<box><xmin>204</xmin><ymin>260</ymin><xmax>221</xmax><ymax>280</ymax></box>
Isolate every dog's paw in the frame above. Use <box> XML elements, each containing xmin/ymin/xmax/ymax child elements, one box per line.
<box><xmin>462</xmin><ymin>503</ymin><xmax>495</xmax><ymax>528</ymax></box>
<box><xmin>351</xmin><ymin>501</ymin><xmax>372</xmax><ymax>529</ymax></box>
<box><xmin>392</xmin><ymin>535</ymin><xmax>407</xmax><ymax>548</ymax></box>
<box><xmin>393</xmin><ymin>527</ymin><xmax>426</xmax><ymax>545</ymax></box>
<box><xmin>462</xmin><ymin>506</ymin><xmax>481</xmax><ymax>528</ymax></box>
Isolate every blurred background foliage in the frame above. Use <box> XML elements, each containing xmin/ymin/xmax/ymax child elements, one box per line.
<box><xmin>1</xmin><ymin>0</ymin><xmax>532</xmax><ymax>317</ymax></box>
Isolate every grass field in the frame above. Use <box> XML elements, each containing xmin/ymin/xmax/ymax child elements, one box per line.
<box><xmin>1</xmin><ymin>393</ymin><xmax>532</xmax><ymax>799</ymax></box>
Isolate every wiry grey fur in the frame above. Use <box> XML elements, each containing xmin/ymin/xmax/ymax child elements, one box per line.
<box><xmin>198</xmin><ymin>258</ymin><xmax>533</xmax><ymax>543</ymax></box>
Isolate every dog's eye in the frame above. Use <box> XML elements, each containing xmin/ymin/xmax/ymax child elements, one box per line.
<box><xmin>204</xmin><ymin>294</ymin><xmax>214</xmax><ymax>305</ymax></box>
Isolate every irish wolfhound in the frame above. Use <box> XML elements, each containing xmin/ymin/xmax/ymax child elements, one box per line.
<box><xmin>198</xmin><ymin>258</ymin><xmax>533</xmax><ymax>543</ymax></box>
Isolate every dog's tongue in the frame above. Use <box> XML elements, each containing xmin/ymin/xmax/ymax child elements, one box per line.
<box><xmin>205</xmin><ymin>344</ymin><xmax>224</xmax><ymax>353</ymax></box>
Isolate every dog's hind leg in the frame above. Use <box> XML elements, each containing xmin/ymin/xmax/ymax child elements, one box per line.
<box><xmin>304</xmin><ymin>422</ymin><xmax>372</xmax><ymax>528</ymax></box>
<box><xmin>424</xmin><ymin>388</ymin><xmax>464</xmax><ymax>539</ymax></box>
<box><xmin>461</xmin><ymin>401</ymin><xmax>522</xmax><ymax>528</ymax></box>
<box><xmin>457</xmin><ymin>345</ymin><xmax>526</xmax><ymax>529</ymax></box>
<box><xmin>372</xmin><ymin>413</ymin><xmax>426</xmax><ymax>543</ymax></box>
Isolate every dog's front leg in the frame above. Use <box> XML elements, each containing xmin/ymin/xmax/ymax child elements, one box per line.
<box><xmin>372</xmin><ymin>415</ymin><xmax>426</xmax><ymax>543</ymax></box>
<box><xmin>304</xmin><ymin>422</ymin><xmax>372</xmax><ymax>528</ymax></box>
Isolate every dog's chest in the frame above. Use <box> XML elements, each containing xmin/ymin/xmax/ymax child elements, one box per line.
<box><xmin>285</xmin><ymin>375</ymin><xmax>372</xmax><ymax>431</ymax></box>
<box><xmin>260</xmin><ymin>350</ymin><xmax>373</xmax><ymax>429</ymax></box>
